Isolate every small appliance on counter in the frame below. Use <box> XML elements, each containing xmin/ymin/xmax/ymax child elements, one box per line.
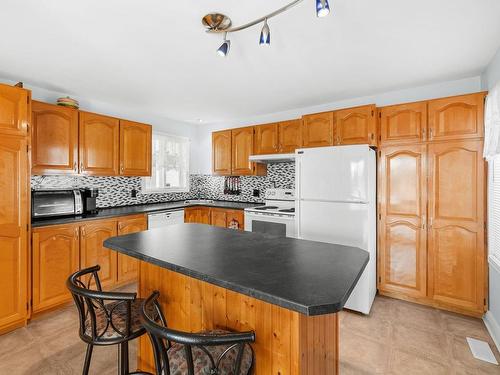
<box><xmin>31</xmin><ymin>188</ymin><xmax>99</xmax><ymax>219</ymax></box>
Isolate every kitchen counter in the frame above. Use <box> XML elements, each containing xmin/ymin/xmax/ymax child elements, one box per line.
<box><xmin>104</xmin><ymin>224</ymin><xmax>368</xmax><ymax>374</ymax></box>
<box><xmin>31</xmin><ymin>200</ymin><xmax>260</xmax><ymax>228</ymax></box>
<box><xmin>104</xmin><ymin>223</ymin><xmax>369</xmax><ymax>315</ymax></box>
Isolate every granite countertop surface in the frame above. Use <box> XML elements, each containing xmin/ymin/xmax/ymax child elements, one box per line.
<box><xmin>104</xmin><ymin>224</ymin><xmax>369</xmax><ymax>316</ymax></box>
<box><xmin>31</xmin><ymin>200</ymin><xmax>261</xmax><ymax>228</ymax></box>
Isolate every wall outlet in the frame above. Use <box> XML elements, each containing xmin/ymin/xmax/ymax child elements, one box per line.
<box><xmin>131</xmin><ymin>189</ymin><xmax>138</xmax><ymax>198</ymax></box>
<box><xmin>253</xmin><ymin>189</ymin><xmax>260</xmax><ymax>197</ymax></box>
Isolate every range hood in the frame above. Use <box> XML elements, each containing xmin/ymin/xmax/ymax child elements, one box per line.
<box><xmin>248</xmin><ymin>153</ymin><xmax>295</xmax><ymax>164</ymax></box>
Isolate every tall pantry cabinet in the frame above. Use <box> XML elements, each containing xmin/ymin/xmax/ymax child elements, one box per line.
<box><xmin>0</xmin><ymin>83</ymin><xmax>30</xmax><ymax>333</ymax></box>
<box><xmin>378</xmin><ymin>92</ymin><xmax>487</xmax><ymax>317</ymax></box>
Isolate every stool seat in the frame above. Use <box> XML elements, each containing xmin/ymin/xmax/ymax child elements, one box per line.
<box><xmin>167</xmin><ymin>329</ymin><xmax>253</xmax><ymax>375</ymax></box>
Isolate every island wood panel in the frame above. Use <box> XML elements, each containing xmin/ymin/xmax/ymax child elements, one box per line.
<box><xmin>137</xmin><ymin>262</ymin><xmax>338</xmax><ymax>374</ymax></box>
<box><xmin>428</xmin><ymin>92</ymin><xmax>486</xmax><ymax>141</ymax></box>
<box><xmin>334</xmin><ymin>104</ymin><xmax>377</xmax><ymax>146</ymax></box>
<box><xmin>302</xmin><ymin>112</ymin><xmax>334</xmax><ymax>148</ymax></box>
<box><xmin>212</xmin><ymin>130</ymin><xmax>232</xmax><ymax>175</ymax></box>
<box><xmin>0</xmin><ymin>83</ymin><xmax>29</xmax><ymax>136</ymax></box>
<box><xmin>254</xmin><ymin>123</ymin><xmax>279</xmax><ymax>154</ymax></box>
<box><xmin>79</xmin><ymin>111</ymin><xmax>120</xmax><ymax>176</ymax></box>
<box><xmin>116</xmin><ymin>215</ymin><xmax>147</xmax><ymax>285</ymax></box>
<box><xmin>279</xmin><ymin>119</ymin><xmax>303</xmax><ymax>153</ymax></box>
<box><xmin>32</xmin><ymin>224</ymin><xmax>79</xmax><ymax>314</ymax></box>
<box><xmin>378</xmin><ymin>145</ymin><xmax>427</xmax><ymax>298</ymax></box>
<box><xmin>379</xmin><ymin>101</ymin><xmax>428</xmax><ymax>145</ymax></box>
<box><xmin>427</xmin><ymin>140</ymin><xmax>486</xmax><ymax>315</ymax></box>
<box><xmin>0</xmin><ymin>135</ymin><xmax>29</xmax><ymax>334</ymax></box>
<box><xmin>31</xmin><ymin>101</ymin><xmax>79</xmax><ymax>175</ymax></box>
<box><xmin>119</xmin><ymin>120</ymin><xmax>152</xmax><ymax>176</ymax></box>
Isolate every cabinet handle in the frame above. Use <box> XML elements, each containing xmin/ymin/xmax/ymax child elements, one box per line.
<box><xmin>73</xmin><ymin>161</ymin><xmax>78</xmax><ymax>172</ymax></box>
<box><xmin>80</xmin><ymin>162</ymin><xmax>84</xmax><ymax>172</ymax></box>
<box><xmin>75</xmin><ymin>228</ymin><xmax>79</xmax><ymax>238</ymax></box>
<box><xmin>81</xmin><ymin>228</ymin><xmax>86</xmax><ymax>237</ymax></box>
<box><xmin>120</xmin><ymin>164</ymin><xmax>124</xmax><ymax>174</ymax></box>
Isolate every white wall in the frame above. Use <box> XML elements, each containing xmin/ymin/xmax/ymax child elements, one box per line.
<box><xmin>482</xmin><ymin>47</ymin><xmax>500</xmax><ymax>90</ymax></box>
<box><xmin>0</xmin><ymin>77</ymin><xmax>202</xmax><ymax>173</ymax></box>
<box><xmin>194</xmin><ymin>75</ymin><xmax>483</xmax><ymax>174</ymax></box>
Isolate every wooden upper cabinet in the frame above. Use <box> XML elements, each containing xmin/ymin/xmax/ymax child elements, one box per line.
<box><xmin>302</xmin><ymin>112</ymin><xmax>334</xmax><ymax>147</ymax></box>
<box><xmin>427</xmin><ymin>140</ymin><xmax>485</xmax><ymax>314</ymax></box>
<box><xmin>32</xmin><ymin>224</ymin><xmax>79</xmax><ymax>313</ymax></box>
<box><xmin>79</xmin><ymin>112</ymin><xmax>120</xmax><ymax>176</ymax></box>
<box><xmin>378</xmin><ymin>145</ymin><xmax>427</xmax><ymax>298</ymax></box>
<box><xmin>254</xmin><ymin>123</ymin><xmax>279</xmax><ymax>155</ymax></box>
<box><xmin>279</xmin><ymin>119</ymin><xmax>303</xmax><ymax>153</ymax></box>
<box><xmin>80</xmin><ymin>219</ymin><xmax>118</xmax><ymax>290</ymax></box>
<box><xmin>0</xmin><ymin>84</ymin><xmax>29</xmax><ymax>136</ymax></box>
<box><xmin>212</xmin><ymin>130</ymin><xmax>232</xmax><ymax>175</ymax></box>
<box><xmin>428</xmin><ymin>93</ymin><xmax>486</xmax><ymax>141</ymax></box>
<box><xmin>119</xmin><ymin>120</ymin><xmax>152</xmax><ymax>176</ymax></box>
<box><xmin>116</xmin><ymin>215</ymin><xmax>147</xmax><ymax>285</ymax></box>
<box><xmin>0</xmin><ymin>135</ymin><xmax>28</xmax><ymax>333</ymax></box>
<box><xmin>334</xmin><ymin>105</ymin><xmax>377</xmax><ymax>146</ymax></box>
<box><xmin>380</xmin><ymin>102</ymin><xmax>427</xmax><ymax>145</ymax></box>
<box><xmin>31</xmin><ymin>101</ymin><xmax>79</xmax><ymax>175</ymax></box>
<box><xmin>231</xmin><ymin>127</ymin><xmax>255</xmax><ymax>175</ymax></box>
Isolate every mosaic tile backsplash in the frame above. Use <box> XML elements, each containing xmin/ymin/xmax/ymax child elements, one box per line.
<box><xmin>31</xmin><ymin>163</ymin><xmax>295</xmax><ymax>208</ymax></box>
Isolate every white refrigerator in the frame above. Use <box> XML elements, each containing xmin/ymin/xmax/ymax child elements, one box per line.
<box><xmin>296</xmin><ymin>145</ymin><xmax>376</xmax><ymax>314</ymax></box>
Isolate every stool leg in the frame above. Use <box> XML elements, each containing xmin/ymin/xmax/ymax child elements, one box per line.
<box><xmin>82</xmin><ymin>344</ymin><xmax>93</xmax><ymax>375</ymax></box>
<box><xmin>118</xmin><ymin>341</ymin><xmax>129</xmax><ymax>375</ymax></box>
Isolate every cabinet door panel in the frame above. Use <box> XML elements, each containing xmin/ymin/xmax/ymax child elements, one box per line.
<box><xmin>212</xmin><ymin>130</ymin><xmax>232</xmax><ymax>175</ymax></box>
<box><xmin>302</xmin><ymin>112</ymin><xmax>334</xmax><ymax>147</ymax></box>
<box><xmin>428</xmin><ymin>93</ymin><xmax>485</xmax><ymax>141</ymax></box>
<box><xmin>279</xmin><ymin>120</ymin><xmax>302</xmax><ymax>153</ymax></box>
<box><xmin>79</xmin><ymin>112</ymin><xmax>120</xmax><ymax>176</ymax></box>
<box><xmin>31</xmin><ymin>101</ymin><xmax>79</xmax><ymax>175</ymax></box>
<box><xmin>226</xmin><ymin>210</ymin><xmax>244</xmax><ymax>230</ymax></box>
<box><xmin>185</xmin><ymin>207</ymin><xmax>211</xmax><ymax>224</ymax></box>
<box><xmin>0</xmin><ymin>84</ymin><xmax>29</xmax><ymax>136</ymax></box>
<box><xmin>117</xmin><ymin>215</ymin><xmax>147</xmax><ymax>285</ymax></box>
<box><xmin>378</xmin><ymin>145</ymin><xmax>427</xmax><ymax>298</ymax></box>
<box><xmin>254</xmin><ymin>123</ymin><xmax>279</xmax><ymax>155</ymax></box>
<box><xmin>210</xmin><ymin>209</ymin><xmax>227</xmax><ymax>228</ymax></box>
<box><xmin>32</xmin><ymin>224</ymin><xmax>79</xmax><ymax>313</ymax></box>
<box><xmin>428</xmin><ymin>140</ymin><xmax>485</xmax><ymax>313</ymax></box>
<box><xmin>335</xmin><ymin>105</ymin><xmax>377</xmax><ymax>146</ymax></box>
<box><xmin>120</xmin><ymin>120</ymin><xmax>152</xmax><ymax>176</ymax></box>
<box><xmin>231</xmin><ymin>127</ymin><xmax>254</xmax><ymax>175</ymax></box>
<box><xmin>380</xmin><ymin>102</ymin><xmax>427</xmax><ymax>145</ymax></box>
<box><xmin>0</xmin><ymin>136</ymin><xmax>28</xmax><ymax>331</ymax></box>
<box><xmin>80</xmin><ymin>219</ymin><xmax>118</xmax><ymax>289</ymax></box>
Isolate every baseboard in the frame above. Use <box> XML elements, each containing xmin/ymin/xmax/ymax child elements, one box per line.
<box><xmin>484</xmin><ymin>311</ymin><xmax>500</xmax><ymax>352</ymax></box>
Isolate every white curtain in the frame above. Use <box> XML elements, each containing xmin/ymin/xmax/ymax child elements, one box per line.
<box><xmin>484</xmin><ymin>82</ymin><xmax>500</xmax><ymax>160</ymax></box>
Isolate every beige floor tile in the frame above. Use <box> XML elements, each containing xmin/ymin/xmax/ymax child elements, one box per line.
<box><xmin>393</xmin><ymin>300</ymin><xmax>443</xmax><ymax>332</ymax></box>
<box><xmin>441</xmin><ymin>311</ymin><xmax>492</xmax><ymax>341</ymax></box>
<box><xmin>340</xmin><ymin>332</ymin><xmax>390</xmax><ymax>374</ymax></box>
<box><xmin>388</xmin><ymin>348</ymin><xmax>452</xmax><ymax>375</ymax></box>
<box><xmin>341</xmin><ymin>310</ymin><xmax>392</xmax><ymax>343</ymax></box>
<box><xmin>451</xmin><ymin>335</ymin><xmax>500</xmax><ymax>374</ymax></box>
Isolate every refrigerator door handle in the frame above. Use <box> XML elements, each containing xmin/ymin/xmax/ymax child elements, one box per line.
<box><xmin>299</xmin><ymin>198</ymin><xmax>369</xmax><ymax>204</ymax></box>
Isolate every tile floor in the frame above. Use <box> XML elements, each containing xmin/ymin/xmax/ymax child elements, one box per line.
<box><xmin>0</xmin><ymin>293</ymin><xmax>499</xmax><ymax>374</ymax></box>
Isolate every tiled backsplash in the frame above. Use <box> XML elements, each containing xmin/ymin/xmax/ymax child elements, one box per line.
<box><xmin>31</xmin><ymin>162</ymin><xmax>295</xmax><ymax>208</ymax></box>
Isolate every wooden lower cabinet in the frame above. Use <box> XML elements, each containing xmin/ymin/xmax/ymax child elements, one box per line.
<box><xmin>210</xmin><ymin>208</ymin><xmax>245</xmax><ymax>230</ymax></box>
<box><xmin>116</xmin><ymin>215</ymin><xmax>147</xmax><ymax>285</ymax></box>
<box><xmin>185</xmin><ymin>207</ymin><xmax>211</xmax><ymax>224</ymax></box>
<box><xmin>80</xmin><ymin>219</ymin><xmax>118</xmax><ymax>290</ymax></box>
<box><xmin>32</xmin><ymin>224</ymin><xmax>79</xmax><ymax>314</ymax></box>
<box><xmin>210</xmin><ymin>208</ymin><xmax>227</xmax><ymax>228</ymax></box>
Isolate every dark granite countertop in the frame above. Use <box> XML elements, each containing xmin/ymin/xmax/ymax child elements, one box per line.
<box><xmin>104</xmin><ymin>224</ymin><xmax>369</xmax><ymax>316</ymax></box>
<box><xmin>31</xmin><ymin>200</ymin><xmax>261</xmax><ymax>228</ymax></box>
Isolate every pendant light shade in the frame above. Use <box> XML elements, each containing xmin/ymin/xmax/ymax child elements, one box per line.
<box><xmin>259</xmin><ymin>18</ymin><xmax>271</xmax><ymax>46</ymax></box>
<box><xmin>316</xmin><ymin>0</ymin><xmax>330</xmax><ymax>17</ymax></box>
<box><xmin>217</xmin><ymin>32</ymin><xmax>231</xmax><ymax>57</ymax></box>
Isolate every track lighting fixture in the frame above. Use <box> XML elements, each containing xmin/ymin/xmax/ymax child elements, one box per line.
<box><xmin>259</xmin><ymin>18</ymin><xmax>271</xmax><ymax>46</ymax></box>
<box><xmin>316</xmin><ymin>0</ymin><xmax>330</xmax><ymax>17</ymax></box>
<box><xmin>217</xmin><ymin>32</ymin><xmax>230</xmax><ymax>57</ymax></box>
<box><xmin>202</xmin><ymin>0</ymin><xmax>331</xmax><ymax>56</ymax></box>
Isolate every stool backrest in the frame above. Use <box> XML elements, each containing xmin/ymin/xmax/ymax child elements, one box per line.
<box><xmin>66</xmin><ymin>265</ymin><xmax>137</xmax><ymax>344</ymax></box>
<box><xmin>141</xmin><ymin>291</ymin><xmax>256</xmax><ymax>375</ymax></box>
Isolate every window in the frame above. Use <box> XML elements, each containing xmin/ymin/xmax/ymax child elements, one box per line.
<box><xmin>142</xmin><ymin>132</ymin><xmax>190</xmax><ymax>193</ymax></box>
<box><xmin>489</xmin><ymin>158</ymin><xmax>500</xmax><ymax>269</ymax></box>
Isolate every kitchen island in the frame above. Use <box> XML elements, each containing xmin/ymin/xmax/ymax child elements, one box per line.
<box><xmin>104</xmin><ymin>224</ymin><xmax>369</xmax><ymax>374</ymax></box>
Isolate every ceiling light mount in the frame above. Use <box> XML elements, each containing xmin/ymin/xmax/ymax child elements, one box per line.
<box><xmin>202</xmin><ymin>0</ymin><xmax>331</xmax><ymax>56</ymax></box>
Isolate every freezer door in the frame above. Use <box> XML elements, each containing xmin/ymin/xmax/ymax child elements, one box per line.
<box><xmin>297</xmin><ymin>145</ymin><xmax>370</xmax><ymax>203</ymax></box>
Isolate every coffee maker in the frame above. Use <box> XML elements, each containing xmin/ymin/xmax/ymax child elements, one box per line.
<box><xmin>81</xmin><ymin>188</ymin><xmax>99</xmax><ymax>214</ymax></box>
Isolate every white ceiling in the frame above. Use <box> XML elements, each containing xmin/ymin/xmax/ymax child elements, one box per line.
<box><xmin>2</xmin><ymin>0</ymin><xmax>500</xmax><ymax>124</ymax></box>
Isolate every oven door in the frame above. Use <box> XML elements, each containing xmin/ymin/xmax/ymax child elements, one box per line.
<box><xmin>244</xmin><ymin>211</ymin><xmax>296</xmax><ymax>238</ymax></box>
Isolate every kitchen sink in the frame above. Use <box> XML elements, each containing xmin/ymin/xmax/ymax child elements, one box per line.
<box><xmin>184</xmin><ymin>199</ymin><xmax>215</xmax><ymax>205</ymax></box>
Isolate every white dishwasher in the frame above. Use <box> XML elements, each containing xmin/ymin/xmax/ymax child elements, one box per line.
<box><xmin>147</xmin><ymin>209</ymin><xmax>184</xmax><ymax>228</ymax></box>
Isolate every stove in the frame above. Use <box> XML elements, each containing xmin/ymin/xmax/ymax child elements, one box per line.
<box><xmin>244</xmin><ymin>189</ymin><xmax>296</xmax><ymax>238</ymax></box>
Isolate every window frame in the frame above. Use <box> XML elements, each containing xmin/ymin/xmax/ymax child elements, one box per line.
<box><xmin>141</xmin><ymin>131</ymin><xmax>191</xmax><ymax>194</ymax></box>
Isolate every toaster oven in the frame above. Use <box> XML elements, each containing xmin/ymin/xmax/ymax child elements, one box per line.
<box><xmin>31</xmin><ymin>189</ymin><xmax>83</xmax><ymax>218</ymax></box>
